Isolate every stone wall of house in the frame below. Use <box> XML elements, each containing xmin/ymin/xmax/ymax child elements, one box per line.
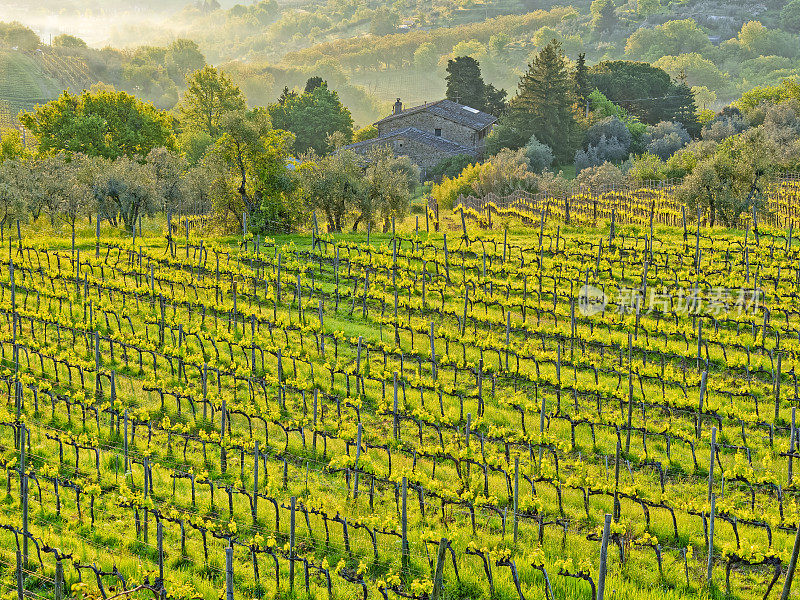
<box><xmin>348</xmin><ymin>135</ymin><xmax>462</xmax><ymax>178</ymax></box>
<box><xmin>378</xmin><ymin>112</ymin><xmax>477</xmax><ymax>148</ymax></box>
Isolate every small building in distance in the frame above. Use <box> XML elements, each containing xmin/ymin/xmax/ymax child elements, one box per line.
<box><xmin>343</xmin><ymin>98</ymin><xmax>497</xmax><ymax>179</ymax></box>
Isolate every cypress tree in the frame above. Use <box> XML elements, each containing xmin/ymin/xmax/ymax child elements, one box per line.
<box><xmin>575</xmin><ymin>52</ymin><xmax>592</xmax><ymax>117</ymax></box>
<box><xmin>671</xmin><ymin>80</ymin><xmax>700</xmax><ymax>138</ymax></box>
<box><xmin>509</xmin><ymin>40</ymin><xmax>577</xmax><ymax>161</ymax></box>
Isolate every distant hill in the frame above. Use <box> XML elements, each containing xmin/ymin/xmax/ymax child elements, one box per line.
<box><xmin>0</xmin><ymin>50</ymin><xmax>65</xmax><ymax>131</ymax></box>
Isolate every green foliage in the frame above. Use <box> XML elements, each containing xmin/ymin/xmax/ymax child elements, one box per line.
<box><xmin>0</xmin><ymin>130</ymin><xmax>26</xmax><ymax>162</ymax></box>
<box><xmin>431</xmin><ymin>148</ymin><xmax>537</xmax><ymax>207</ymax></box>
<box><xmin>165</xmin><ymin>40</ymin><xmax>206</xmax><ymax>83</ymax></box>
<box><xmin>446</xmin><ymin>56</ymin><xmax>485</xmax><ymax>110</ymax></box>
<box><xmin>209</xmin><ymin>108</ymin><xmax>298</xmax><ymax>232</ymax></box>
<box><xmin>485</xmin><ymin>121</ymin><xmax>528</xmax><ymax>156</ymax></box>
<box><xmin>443</xmin><ymin>56</ymin><xmax>506</xmax><ymax>115</ymax></box>
<box><xmin>179</xmin><ymin>66</ymin><xmax>247</xmax><ymax>140</ymax></box>
<box><xmin>644</xmin><ymin>120</ymin><xmax>690</xmax><ymax>160</ymax></box>
<box><xmin>296</xmin><ymin>145</ymin><xmax>416</xmax><ymax>232</ymax></box>
<box><xmin>576</xmin><ymin>160</ymin><xmax>626</xmax><ymax>188</ymax></box>
<box><xmin>0</xmin><ymin>22</ymin><xmax>39</xmax><ymax>51</ymax></box>
<box><xmin>653</xmin><ymin>54</ymin><xmax>729</xmax><ymax>92</ymax></box>
<box><xmin>504</xmin><ymin>40</ymin><xmax>578</xmax><ymax>162</ymax></box>
<box><xmin>92</xmin><ymin>155</ymin><xmax>159</xmax><ymax>231</ymax></box>
<box><xmin>359</xmin><ymin>146</ymin><xmax>419</xmax><ymax>232</ymax></box>
<box><xmin>523</xmin><ymin>135</ymin><xmax>553</xmax><ymax>174</ymax></box>
<box><xmin>624</xmin><ymin>19</ymin><xmax>712</xmax><ymax>62</ymax></box>
<box><xmin>413</xmin><ymin>43</ymin><xmax>438</xmax><ymax>70</ymax></box>
<box><xmin>52</xmin><ymin>34</ymin><xmax>87</xmax><ymax>49</ymax></box>
<box><xmin>735</xmin><ymin>79</ymin><xmax>800</xmax><ymax>116</ymax></box>
<box><xmin>0</xmin><ymin>159</ymin><xmax>34</xmax><ymax>224</ymax></box>
<box><xmin>734</xmin><ymin>21</ymin><xmax>797</xmax><ymax>59</ymax></box>
<box><xmin>369</xmin><ymin>6</ymin><xmax>397</xmax><ymax>35</ymax></box>
<box><xmin>781</xmin><ymin>0</ymin><xmax>800</xmax><ymax>32</ymax></box>
<box><xmin>589</xmin><ymin>61</ymin><xmax>693</xmax><ymax>127</ymax></box>
<box><xmin>670</xmin><ymin>81</ymin><xmax>700</xmax><ymax>137</ymax></box>
<box><xmin>590</xmin><ymin>0</ymin><xmax>618</xmax><ymax>33</ymax></box>
<box><xmin>628</xmin><ymin>152</ymin><xmax>667</xmax><ymax>181</ymax></box>
<box><xmin>353</xmin><ymin>125</ymin><xmax>378</xmax><ymax>142</ymax></box>
<box><xmin>20</xmin><ymin>90</ymin><xmax>175</xmax><ymax>160</ymax></box>
<box><xmin>177</xmin><ymin>130</ymin><xmax>214</xmax><ymax>165</ymax></box>
<box><xmin>431</xmin><ymin>162</ymin><xmax>480</xmax><ymax>209</ymax></box>
<box><xmin>305</xmin><ymin>76</ymin><xmax>325</xmax><ymax>94</ymax></box>
<box><xmin>451</xmin><ymin>40</ymin><xmax>488</xmax><ymax>62</ymax></box>
<box><xmin>296</xmin><ymin>148</ymin><xmax>362</xmax><ymax>232</ymax></box>
<box><xmin>574</xmin><ymin>53</ymin><xmax>591</xmax><ymax>110</ymax></box>
<box><xmin>268</xmin><ymin>82</ymin><xmax>354</xmax><ymax>156</ymax></box>
<box><xmin>429</xmin><ymin>154</ymin><xmax>476</xmax><ymax>181</ymax></box>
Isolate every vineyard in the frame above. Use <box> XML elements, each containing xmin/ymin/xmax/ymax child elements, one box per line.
<box><xmin>449</xmin><ymin>175</ymin><xmax>800</xmax><ymax>232</ymax></box>
<box><xmin>2</xmin><ymin>207</ymin><xmax>800</xmax><ymax>600</ymax></box>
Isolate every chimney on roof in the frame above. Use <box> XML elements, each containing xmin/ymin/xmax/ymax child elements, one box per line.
<box><xmin>393</xmin><ymin>98</ymin><xmax>403</xmax><ymax>115</ymax></box>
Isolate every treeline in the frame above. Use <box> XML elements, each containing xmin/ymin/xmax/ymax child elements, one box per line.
<box><xmin>431</xmin><ymin>43</ymin><xmax>800</xmax><ymax>229</ymax></box>
<box><xmin>283</xmin><ymin>6</ymin><xmax>800</xmax><ymax>110</ymax></box>
<box><xmin>0</xmin><ymin>20</ymin><xmax>386</xmax><ymax>124</ymax></box>
<box><xmin>0</xmin><ymin>22</ymin><xmax>205</xmax><ymax>109</ymax></box>
<box><xmin>0</xmin><ymin>67</ymin><xmax>416</xmax><ymax>237</ymax></box>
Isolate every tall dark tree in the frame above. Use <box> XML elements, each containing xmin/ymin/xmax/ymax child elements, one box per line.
<box><xmin>670</xmin><ymin>80</ymin><xmax>700</xmax><ymax>138</ymax></box>
<box><xmin>574</xmin><ymin>53</ymin><xmax>592</xmax><ymax>116</ymax></box>
<box><xmin>507</xmin><ymin>40</ymin><xmax>577</xmax><ymax>161</ymax></box>
<box><xmin>304</xmin><ymin>76</ymin><xmax>324</xmax><ymax>94</ymax></box>
<box><xmin>590</xmin><ymin>0</ymin><xmax>618</xmax><ymax>33</ymax></box>
<box><xmin>278</xmin><ymin>86</ymin><xmax>297</xmax><ymax>104</ymax></box>
<box><xmin>445</xmin><ymin>56</ymin><xmax>486</xmax><ymax>110</ymax></box>
<box><xmin>589</xmin><ymin>61</ymin><xmax>676</xmax><ymax>124</ymax></box>
<box><xmin>484</xmin><ymin>84</ymin><xmax>507</xmax><ymax>116</ymax></box>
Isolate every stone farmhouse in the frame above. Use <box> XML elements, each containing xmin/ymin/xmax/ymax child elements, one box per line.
<box><xmin>343</xmin><ymin>98</ymin><xmax>497</xmax><ymax>178</ymax></box>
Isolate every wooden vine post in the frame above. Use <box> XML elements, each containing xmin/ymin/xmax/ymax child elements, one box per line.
<box><xmin>16</xmin><ymin>549</ymin><xmax>22</xmax><ymax>600</ymax></box>
<box><xmin>432</xmin><ymin>538</ymin><xmax>448</xmax><ymax>600</ymax></box>
<box><xmin>220</xmin><ymin>397</ymin><xmax>227</xmax><ymax>473</ymax></box>
<box><xmin>253</xmin><ymin>440</ymin><xmax>259</xmax><ymax>526</ymax></box>
<box><xmin>55</xmin><ymin>560</ymin><xmax>64</xmax><ymax>600</ymax></box>
<box><xmin>781</xmin><ymin>518</ymin><xmax>800</xmax><ymax>600</ymax></box>
<box><xmin>289</xmin><ymin>496</ymin><xmax>296</xmax><ymax>591</ymax></box>
<box><xmin>225</xmin><ymin>546</ymin><xmax>234</xmax><ymax>600</ymax></box>
<box><xmin>354</xmin><ymin>422</ymin><xmax>362</xmax><ymax>498</ymax></box>
<box><xmin>597</xmin><ymin>513</ymin><xmax>612</xmax><ymax>600</ymax></box>
<box><xmin>697</xmin><ymin>370</ymin><xmax>708</xmax><ymax>439</ymax></box>
<box><xmin>20</xmin><ymin>423</ymin><xmax>28</xmax><ymax>565</ymax></box>
<box><xmin>513</xmin><ymin>456</ymin><xmax>519</xmax><ymax>546</ymax></box>
<box><xmin>393</xmin><ymin>373</ymin><xmax>400</xmax><ymax>440</ymax></box>
<box><xmin>790</xmin><ymin>407</ymin><xmax>796</xmax><ymax>485</ymax></box>
<box><xmin>708</xmin><ymin>426</ymin><xmax>716</xmax><ymax>502</ymax></box>
<box><xmin>401</xmin><ymin>476</ymin><xmax>409</xmax><ymax>578</ymax></box>
<box><xmin>157</xmin><ymin>520</ymin><xmax>164</xmax><ymax>582</ymax></box>
<box><xmin>707</xmin><ymin>492</ymin><xmax>716</xmax><ymax>587</ymax></box>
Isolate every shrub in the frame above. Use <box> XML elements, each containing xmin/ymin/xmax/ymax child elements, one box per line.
<box><xmin>574</xmin><ymin>135</ymin><xmax>628</xmax><ymax>172</ymax></box>
<box><xmin>429</xmin><ymin>154</ymin><xmax>475</xmax><ymax>181</ymax></box>
<box><xmin>644</xmin><ymin>121</ymin><xmax>690</xmax><ymax>159</ymax></box>
<box><xmin>523</xmin><ymin>135</ymin><xmax>554</xmax><ymax>174</ymax></box>
<box><xmin>577</xmin><ymin>161</ymin><xmax>627</xmax><ymax>189</ymax></box>
<box><xmin>586</xmin><ymin>116</ymin><xmax>632</xmax><ymax>151</ymax></box>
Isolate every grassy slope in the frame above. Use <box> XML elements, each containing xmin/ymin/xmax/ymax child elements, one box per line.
<box><xmin>0</xmin><ymin>50</ymin><xmax>64</xmax><ymax>123</ymax></box>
